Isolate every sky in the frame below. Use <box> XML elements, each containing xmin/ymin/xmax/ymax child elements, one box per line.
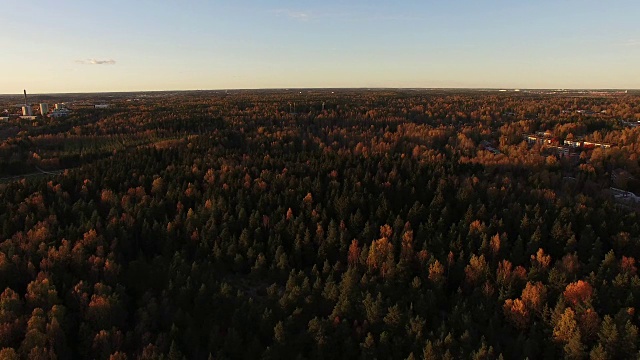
<box><xmin>1</xmin><ymin>0</ymin><xmax>639</xmax><ymax>93</ymax></box>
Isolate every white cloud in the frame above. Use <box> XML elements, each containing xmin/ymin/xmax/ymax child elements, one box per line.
<box><xmin>613</xmin><ymin>39</ymin><xmax>640</xmax><ymax>47</ymax></box>
<box><xmin>76</xmin><ymin>59</ymin><xmax>116</xmax><ymax>65</ymax></box>
<box><xmin>271</xmin><ymin>9</ymin><xmax>419</xmax><ymax>23</ymax></box>
<box><xmin>272</xmin><ymin>9</ymin><xmax>311</xmax><ymax>21</ymax></box>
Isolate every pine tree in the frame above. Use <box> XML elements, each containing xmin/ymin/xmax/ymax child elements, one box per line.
<box><xmin>563</xmin><ymin>331</ymin><xmax>585</xmax><ymax>360</ymax></box>
<box><xmin>423</xmin><ymin>340</ymin><xmax>438</xmax><ymax>360</ymax></box>
<box><xmin>168</xmin><ymin>340</ymin><xmax>185</xmax><ymax>360</ymax></box>
<box><xmin>588</xmin><ymin>344</ymin><xmax>607</xmax><ymax>360</ymax></box>
<box><xmin>553</xmin><ymin>308</ymin><xmax>579</xmax><ymax>344</ymax></box>
<box><xmin>597</xmin><ymin>316</ymin><xmax>618</xmax><ymax>358</ymax></box>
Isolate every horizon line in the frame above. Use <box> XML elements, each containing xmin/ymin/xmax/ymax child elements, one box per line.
<box><xmin>0</xmin><ymin>87</ymin><xmax>637</xmax><ymax>96</ymax></box>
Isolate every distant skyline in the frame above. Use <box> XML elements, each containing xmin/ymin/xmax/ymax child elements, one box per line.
<box><xmin>2</xmin><ymin>0</ymin><xmax>639</xmax><ymax>93</ymax></box>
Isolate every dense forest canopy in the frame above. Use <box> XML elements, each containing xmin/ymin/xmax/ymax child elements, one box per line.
<box><xmin>0</xmin><ymin>90</ymin><xmax>639</xmax><ymax>359</ymax></box>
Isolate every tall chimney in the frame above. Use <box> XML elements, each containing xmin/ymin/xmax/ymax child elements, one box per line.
<box><xmin>24</xmin><ymin>90</ymin><xmax>27</xmax><ymax>106</ymax></box>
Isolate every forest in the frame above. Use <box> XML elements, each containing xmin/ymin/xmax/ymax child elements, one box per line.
<box><xmin>0</xmin><ymin>89</ymin><xmax>639</xmax><ymax>359</ymax></box>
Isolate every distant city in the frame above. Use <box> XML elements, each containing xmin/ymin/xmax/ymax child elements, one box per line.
<box><xmin>0</xmin><ymin>89</ymin><xmax>113</xmax><ymax>122</ymax></box>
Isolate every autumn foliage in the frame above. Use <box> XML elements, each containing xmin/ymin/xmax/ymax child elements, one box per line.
<box><xmin>563</xmin><ymin>281</ymin><xmax>594</xmax><ymax>307</ymax></box>
<box><xmin>0</xmin><ymin>90</ymin><xmax>639</xmax><ymax>358</ymax></box>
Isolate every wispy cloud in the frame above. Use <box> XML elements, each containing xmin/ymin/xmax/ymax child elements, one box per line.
<box><xmin>76</xmin><ymin>59</ymin><xmax>116</xmax><ymax>65</ymax></box>
<box><xmin>271</xmin><ymin>8</ymin><xmax>419</xmax><ymax>23</ymax></box>
<box><xmin>272</xmin><ymin>9</ymin><xmax>311</xmax><ymax>21</ymax></box>
<box><xmin>615</xmin><ymin>39</ymin><xmax>640</xmax><ymax>47</ymax></box>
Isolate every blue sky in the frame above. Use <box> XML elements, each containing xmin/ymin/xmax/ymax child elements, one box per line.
<box><xmin>1</xmin><ymin>0</ymin><xmax>639</xmax><ymax>93</ymax></box>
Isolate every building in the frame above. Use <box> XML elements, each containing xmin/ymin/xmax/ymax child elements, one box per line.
<box><xmin>54</xmin><ymin>103</ymin><xmax>65</xmax><ymax>110</ymax></box>
<box><xmin>549</xmin><ymin>146</ymin><xmax>570</xmax><ymax>156</ymax></box>
<box><xmin>21</xmin><ymin>90</ymin><xmax>32</xmax><ymax>116</ymax></box>
<box><xmin>479</xmin><ymin>140</ymin><xmax>501</xmax><ymax>154</ymax></box>
<box><xmin>583</xmin><ymin>141</ymin><xmax>611</xmax><ymax>149</ymax></box>
<box><xmin>535</xmin><ymin>131</ymin><xmax>553</xmax><ymax>138</ymax></box>
<box><xmin>95</xmin><ymin>104</ymin><xmax>109</xmax><ymax>109</ymax></box>
<box><xmin>525</xmin><ymin>134</ymin><xmax>554</xmax><ymax>145</ymax></box>
<box><xmin>564</xmin><ymin>139</ymin><xmax>582</xmax><ymax>148</ymax></box>
<box><xmin>561</xmin><ymin>139</ymin><xmax>611</xmax><ymax>149</ymax></box>
<box><xmin>49</xmin><ymin>109</ymin><xmax>71</xmax><ymax>118</ymax></box>
<box><xmin>620</xmin><ymin>120</ymin><xmax>640</xmax><ymax>128</ymax></box>
<box><xmin>40</xmin><ymin>103</ymin><xmax>49</xmax><ymax>116</ymax></box>
<box><xmin>611</xmin><ymin>187</ymin><xmax>640</xmax><ymax>204</ymax></box>
<box><xmin>525</xmin><ymin>134</ymin><xmax>544</xmax><ymax>144</ymax></box>
<box><xmin>0</xmin><ymin>117</ymin><xmax>9</xmax><ymax>122</ymax></box>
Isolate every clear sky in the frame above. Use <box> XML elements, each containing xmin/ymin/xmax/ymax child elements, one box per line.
<box><xmin>1</xmin><ymin>0</ymin><xmax>639</xmax><ymax>93</ymax></box>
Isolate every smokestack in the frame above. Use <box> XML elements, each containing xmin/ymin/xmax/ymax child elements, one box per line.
<box><xmin>24</xmin><ymin>90</ymin><xmax>27</xmax><ymax>106</ymax></box>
